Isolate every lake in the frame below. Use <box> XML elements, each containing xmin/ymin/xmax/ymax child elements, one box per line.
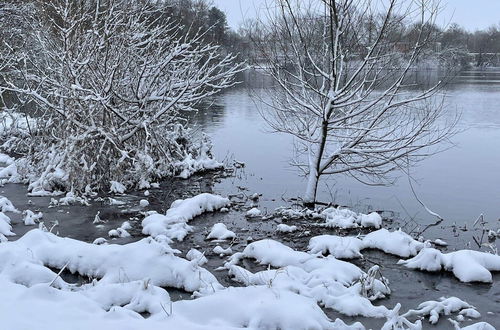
<box><xmin>197</xmin><ymin>69</ymin><xmax>500</xmax><ymax>226</ymax></box>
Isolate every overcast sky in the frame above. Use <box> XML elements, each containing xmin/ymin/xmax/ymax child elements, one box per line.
<box><xmin>212</xmin><ymin>0</ymin><xmax>500</xmax><ymax>32</ymax></box>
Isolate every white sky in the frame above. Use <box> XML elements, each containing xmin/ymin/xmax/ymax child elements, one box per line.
<box><xmin>212</xmin><ymin>0</ymin><xmax>500</xmax><ymax>32</ymax></box>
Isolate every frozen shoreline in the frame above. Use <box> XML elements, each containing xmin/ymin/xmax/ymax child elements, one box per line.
<box><xmin>0</xmin><ymin>170</ymin><xmax>499</xmax><ymax>329</ymax></box>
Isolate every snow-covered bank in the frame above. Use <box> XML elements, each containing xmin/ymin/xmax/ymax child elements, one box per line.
<box><xmin>0</xmin><ymin>186</ymin><xmax>498</xmax><ymax>329</ymax></box>
<box><xmin>0</xmin><ymin>277</ymin><xmax>367</xmax><ymax>330</ymax></box>
<box><xmin>2</xmin><ymin>227</ymin><xmax>494</xmax><ymax>330</ymax></box>
<box><xmin>0</xmin><ymin>228</ymin><xmax>365</xmax><ymax>329</ymax></box>
<box><xmin>0</xmin><ymin>229</ymin><xmax>221</xmax><ymax>294</ymax></box>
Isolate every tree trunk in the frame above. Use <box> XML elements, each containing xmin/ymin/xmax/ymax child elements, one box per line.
<box><xmin>303</xmin><ymin>169</ymin><xmax>319</xmax><ymax>207</ymax></box>
<box><xmin>303</xmin><ymin>145</ymin><xmax>320</xmax><ymax>206</ymax></box>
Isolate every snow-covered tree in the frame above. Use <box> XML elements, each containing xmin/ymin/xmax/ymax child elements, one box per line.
<box><xmin>251</xmin><ymin>0</ymin><xmax>457</xmax><ymax>205</ymax></box>
<box><xmin>1</xmin><ymin>0</ymin><xmax>242</xmax><ymax>193</ymax></box>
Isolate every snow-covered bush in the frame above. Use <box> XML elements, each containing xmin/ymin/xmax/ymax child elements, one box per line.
<box><xmin>1</xmin><ymin>0</ymin><xmax>241</xmax><ymax>193</ymax></box>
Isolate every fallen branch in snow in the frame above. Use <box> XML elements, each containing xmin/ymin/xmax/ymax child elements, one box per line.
<box><xmin>49</xmin><ymin>260</ymin><xmax>70</xmax><ymax>288</ymax></box>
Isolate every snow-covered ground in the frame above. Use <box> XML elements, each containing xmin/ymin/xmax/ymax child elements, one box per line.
<box><xmin>0</xmin><ymin>186</ymin><xmax>498</xmax><ymax>329</ymax></box>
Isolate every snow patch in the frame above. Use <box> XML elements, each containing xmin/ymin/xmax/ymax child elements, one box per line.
<box><xmin>213</xmin><ymin>245</ymin><xmax>233</xmax><ymax>256</ymax></box>
<box><xmin>308</xmin><ymin>229</ymin><xmax>425</xmax><ymax>259</ymax></box>
<box><xmin>246</xmin><ymin>207</ymin><xmax>261</xmax><ymax>217</ymax></box>
<box><xmin>206</xmin><ymin>223</ymin><xmax>236</xmax><ymax>240</ymax></box>
<box><xmin>0</xmin><ymin>196</ymin><xmax>19</xmax><ymax>213</ymax></box>
<box><xmin>110</xmin><ymin>181</ymin><xmax>126</xmax><ymax>194</ymax></box>
<box><xmin>186</xmin><ymin>248</ymin><xmax>207</xmax><ymax>266</ymax></box>
<box><xmin>276</xmin><ymin>224</ymin><xmax>298</xmax><ymax>233</ymax></box>
<box><xmin>0</xmin><ymin>212</ymin><xmax>15</xmax><ymax>242</ymax></box>
<box><xmin>321</xmin><ymin>207</ymin><xmax>383</xmax><ymax>229</ymax></box>
<box><xmin>23</xmin><ymin>210</ymin><xmax>43</xmax><ymax>226</ymax></box>
<box><xmin>363</xmin><ymin>229</ymin><xmax>425</xmax><ymax>258</ymax></box>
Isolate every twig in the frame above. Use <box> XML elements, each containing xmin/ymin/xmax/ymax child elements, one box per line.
<box><xmin>49</xmin><ymin>260</ymin><xmax>70</xmax><ymax>287</ymax></box>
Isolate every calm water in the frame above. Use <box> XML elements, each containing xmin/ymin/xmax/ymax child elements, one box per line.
<box><xmin>197</xmin><ymin>69</ymin><xmax>500</xmax><ymax>225</ymax></box>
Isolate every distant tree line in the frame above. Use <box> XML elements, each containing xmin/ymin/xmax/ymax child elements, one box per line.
<box><xmin>239</xmin><ymin>9</ymin><xmax>500</xmax><ymax>69</ymax></box>
<box><xmin>440</xmin><ymin>23</ymin><xmax>500</xmax><ymax>67</ymax></box>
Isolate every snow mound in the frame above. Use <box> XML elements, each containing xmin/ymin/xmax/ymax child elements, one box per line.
<box><xmin>399</xmin><ymin>247</ymin><xmax>500</xmax><ymax>282</ymax></box>
<box><xmin>321</xmin><ymin>207</ymin><xmax>382</xmax><ymax>229</ymax></box>
<box><xmin>0</xmin><ymin>229</ymin><xmax>222</xmax><ymax>295</ymax></box>
<box><xmin>276</xmin><ymin>224</ymin><xmax>298</xmax><ymax>233</ymax></box>
<box><xmin>206</xmin><ymin>223</ymin><xmax>235</xmax><ymax>240</ymax></box>
<box><xmin>173</xmin><ymin>286</ymin><xmax>362</xmax><ymax>329</ymax></box>
<box><xmin>108</xmin><ymin>228</ymin><xmax>130</xmax><ymax>238</ymax></box>
<box><xmin>142</xmin><ymin>193</ymin><xmax>230</xmax><ymax>240</ymax></box>
<box><xmin>186</xmin><ymin>248</ymin><xmax>207</xmax><ymax>266</ymax></box>
<box><xmin>0</xmin><ymin>153</ymin><xmax>15</xmax><ymax>166</ymax></box>
<box><xmin>213</xmin><ymin>245</ymin><xmax>233</xmax><ymax>256</ymax></box>
<box><xmin>246</xmin><ymin>207</ymin><xmax>262</xmax><ymax>217</ymax></box>
<box><xmin>363</xmin><ymin>229</ymin><xmax>425</xmax><ymax>257</ymax></box>
<box><xmin>110</xmin><ymin>181</ymin><xmax>126</xmax><ymax>194</ymax></box>
<box><xmin>0</xmin><ymin>212</ymin><xmax>15</xmax><ymax>242</ymax></box>
<box><xmin>108</xmin><ymin>222</ymin><xmax>132</xmax><ymax>238</ymax></box>
<box><xmin>23</xmin><ymin>210</ymin><xmax>43</xmax><ymax>226</ymax></box>
<box><xmin>309</xmin><ymin>235</ymin><xmax>364</xmax><ymax>259</ymax></box>
<box><xmin>308</xmin><ymin>229</ymin><xmax>424</xmax><ymax>259</ymax></box>
<box><xmin>0</xmin><ymin>163</ymin><xmax>18</xmax><ymax>181</ymax></box>
<box><xmin>359</xmin><ymin>212</ymin><xmax>383</xmax><ymax>229</ymax></box>
<box><xmin>449</xmin><ymin>320</ymin><xmax>496</xmax><ymax>330</ymax></box>
<box><xmin>0</xmin><ymin>154</ymin><xmax>20</xmax><ymax>183</ymax></box>
<box><xmin>434</xmin><ymin>238</ymin><xmax>448</xmax><ymax>246</ymax></box>
<box><xmin>176</xmin><ymin>142</ymin><xmax>223</xmax><ymax>179</ymax></box>
<box><xmin>93</xmin><ymin>237</ymin><xmax>108</xmax><ymax>245</ymax></box>
<box><xmin>0</xmin><ymin>196</ymin><xmax>19</xmax><ymax>213</ymax></box>
<box><xmin>227</xmin><ymin>239</ymin><xmax>391</xmax><ymax>318</ymax></box>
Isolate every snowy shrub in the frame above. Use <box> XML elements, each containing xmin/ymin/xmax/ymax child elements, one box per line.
<box><xmin>1</xmin><ymin>0</ymin><xmax>241</xmax><ymax>193</ymax></box>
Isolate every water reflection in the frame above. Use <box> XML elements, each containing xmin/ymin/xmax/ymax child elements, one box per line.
<box><xmin>193</xmin><ymin>69</ymin><xmax>500</xmax><ymax>225</ymax></box>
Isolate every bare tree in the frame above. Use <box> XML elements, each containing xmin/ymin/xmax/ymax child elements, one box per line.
<box><xmin>1</xmin><ymin>0</ymin><xmax>242</xmax><ymax>193</ymax></box>
<box><xmin>250</xmin><ymin>0</ymin><xmax>457</xmax><ymax>205</ymax></box>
